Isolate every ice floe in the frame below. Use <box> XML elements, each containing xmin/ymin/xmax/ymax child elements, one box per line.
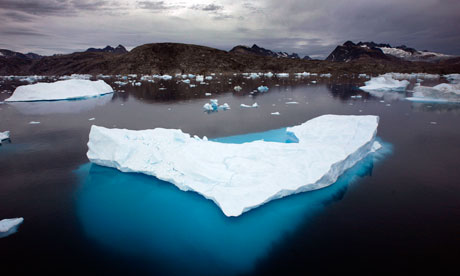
<box><xmin>234</xmin><ymin>86</ymin><xmax>242</xmax><ymax>91</ymax></box>
<box><xmin>270</xmin><ymin>112</ymin><xmax>280</xmax><ymax>115</ymax></box>
<box><xmin>203</xmin><ymin>99</ymin><xmax>230</xmax><ymax>111</ymax></box>
<box><xmin>240</xmin><ymin>103</ymin><xmax>258</xmax><ymax>108</ymax></box>
<box><xmin>0</xmin><ymin>131</ymin><xmax>10</xmax><ymax>145</ymax></box>
<box><xmin>87</xmin><ymin>115</ymin><xmax>380</xmax><ymax>217</ymax></box>
<box><xmin>360</xmin><ymin>74</ymin><xmax>409</xmax><ymax>92</ymax></box>
<box><xmin>5</xmin><ymin>79</ymin><xmax>113</xmax><ymax>102</ymax></box>
<box><xmin>257</xmin><ymin>86</ymin><xmax>269</xmax><ymax>92</ymax></box>
<box><xmin>0</xmin><ymin>218</ymin><xmax>24</xmax><ymax>238</ymax></box>
<box><xmin>406</xmin><ymin>82</ymin><xmax>460</xmax><ymax>103</ymax></box>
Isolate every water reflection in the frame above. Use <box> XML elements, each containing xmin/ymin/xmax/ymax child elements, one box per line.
<box><xmin>75</xmin><ymin>128</ymin><xmax>390</xmax><ymax>276</ymax></box>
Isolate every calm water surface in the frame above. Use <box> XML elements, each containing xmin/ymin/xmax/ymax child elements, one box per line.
<box><xmin>0</xmin><ymin>75</ymin><xmax>459</xmax><ymax>275</ymax></box>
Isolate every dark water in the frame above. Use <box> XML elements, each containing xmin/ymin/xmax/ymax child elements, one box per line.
<box><xmin>0</xmin><ymin>75</ymin><xmax>459</xmax><ymax>275</ymax></box>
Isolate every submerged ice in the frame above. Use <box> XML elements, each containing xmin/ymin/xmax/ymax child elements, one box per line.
<box><xmin>87</xmin><ymin>115</ymin><xmax>380</xmax><ymax>217</ymax></box>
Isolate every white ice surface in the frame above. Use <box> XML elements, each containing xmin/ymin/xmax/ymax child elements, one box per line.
<box><xmin>360</xmin><ymin>74</ymin><xmax>409</xmax><ymax>92</ymax></box>
<box><xmin>87</xmin><ymin>115</ymin><xmax>380</xmax><ymax>217</ymax></box>
<box><xmin>406</xmin><ymin>82</ymin><xmax>460</xmax><ymax>103</ymax></box>
<box><xmin>5</xmin><ymin>79</ymin><xmax>113</xmax><ymax>102</ymax></box>
<box><xmin>0</xmin><ymin>218</ymin><xmax>24</xmax><ymax>237</ymax></box>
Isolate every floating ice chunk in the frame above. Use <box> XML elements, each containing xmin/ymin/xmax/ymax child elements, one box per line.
<box><xmin>320</xmin><ymin>73</ymin><xmax>332</xmax><ymax>78</ymax></box>
<box><xmin>205</xmin><ymin>93</ymin><xmax>212</xmax><ymax>96</ymax></box>
<box><xmin>190</xmin><ymin>84</ymin><xmax>196</xmax><ymax>88</ymax></box>
<box><xmin>29</xmin><ymin>121</ymin><xmax>40</xmax><ymax>124</ymax></box>
<box><xmin>360</xmin><ymin>75</ymin><xmax>409</xmax><ymax>92</ymax></box>
<box><xmin>285</xmin><ymin>101</ymin><xmax>299</xmax><ymax>104</ymax></box>
<box><xmin>0</xmin><ymin>218</ymin><xmax>23</xmax><ymax>238</ymax></box>
<box><xmin>59</xmin><ymin>74</ymin><xmax>92</xmax><ymax>80</ymax></box>
<box><xmin>87</xmin><ymin>115</ymin><xmax>379</xmax><ymax>217</ymax></box>
<box><xmin>0</xmin><ymin>131</ymin><xmax>9</xmax><ymax>141</ymax></box>
<box><xmin>0</xmin><ymin>131</ymin><xmax>10</xmax><ymax>145</ymax></box>
<box><xmin>88</xmin><ymin>118</ymin><xmax>95</xmax><ymax>121</ymax></box>
<box><xmin>444</xmin><ymin>74</ymin><xmax>460</xmax><ymax>84</ymax></box>
<box><xmin>240</xmin><ymin>103</ymin><xmax>258</xmax><ymax>108</ymax></box>
<box><xmin>203</xmin><ymin>99</ymin><xmax>230</xmax><ymax>111</ymax></box>
<box><xmin>188</xmin><ymin>74</ymin><xmax>195</xmax><ymax>78</ymax></box>
<box><xmin>271</xmin><ymin>112</ymin><xmax>280</xmax><ymax>115</ymax></box>
<box><xmin>205</xmin><ymin>76</ymin><xmax>213</xmax><ymax>80</ymax></box>
<box><xmin>263</xmin><ymin>72</ymin><xmax>274</xmax><ymax>78</ymax></box>
<box><xmin>311</xmin><ymin>81</ymin><xmax>317</xmax><ymax>84</ymax></box>
<box><xmin>114</xmin><ymin>81</ymin><xmax>128</xmax><ymax>86</ymax></box>
<box><xmin>257</xmin><ymin>86</ymin><xmax>269</xmax><ymax>93</ymax></box>
<box><xmin>276</xmin><ymin>73</ymin><xmax>289</xmax><ymax>78</ymax></box>
<box><xmin>249</xmin><ymin>73</ymin><xmax>260</xmax><ymax>79</ymax></box>
<box><xmin>133</xmin><ymin>82</ymin><xmax>142</xmax><ymax>86</ymax></box>
<box><xmin>182</xmin><ymin>79</ymin><xmax>190</xmax><ymax>84</ymax></box>
<box><xmin>406</xmin><ymin>82</ymin><xmax>460</xmax><ymax>103</ymax></box>
<box><xmin>351</xmin><ymin>95</ymin><xmax>362</xmax><ymax>99</ymax></box>
<box><xmin>358</xmin><ymin>74</ymin><xmax>368</xmax><ymax>78</ymax></box>
<box><xmin>5</xmin><ymin>79</ymin><xmax>113</xmax><ymax>102</ymax></box>
<box><xmin>196</xmin><ymin>75</ymin><xmax>204</xmax><ymax>82</ymax></box>
<box><xmin>234</xmin><ymin>86</ymin><xmax>243</xmax><ymax>91</ymax></box>
<box><xmin>160</xmin><ymin>75</ymin><xmax>172</xmax><ymax>80</ymax></box>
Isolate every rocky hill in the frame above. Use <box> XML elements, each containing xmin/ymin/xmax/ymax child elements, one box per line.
<box><xmin>327</xmin><ymin>41</ymin><xmax>453</xmax><ymax>62</ymax></box>
<box><xmin>230</xmin><ymin>44</ymin><xmax>311</xmax><ymax>60</ymax></box>
<box><xmin>1</xmin><ymin>42</ymin><xmax>459</xmax><ymax>76</ymax></box>
<box><xmin>85</xmin><ymin>45</ymin><xmax>128</xmax><ymax>54</ymax></box>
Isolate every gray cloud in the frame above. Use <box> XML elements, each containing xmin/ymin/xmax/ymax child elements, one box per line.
<box><xmin>137</xmin><ymin>1</ymin><xmax>184</xmax><ymax>11</ymax></box>
<box><xmin>0</xmin><ymin>0</ymin><xmax>459</xmax><ymax>58</ymax></box>
<box><xmin>191</xmin><ymin>4</ymin><xmax>223</xmax><ymax>12</ymax></box>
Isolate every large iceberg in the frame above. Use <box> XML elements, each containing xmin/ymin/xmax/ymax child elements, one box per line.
<box><xmin>5</xmin><ymin>79</ymin><xmax>113</xmax><ymax>102</ymax></box>
<box><xmin>360</xmin><ymin>74</ymin><xmax>409</xmax><ymax>92</ymax></box>
<box><xmin>87</xmin><ymin>115</ymin><xmax>380</xmax><ymax>217</ymax></box>
<box><xmin>0</xmin><ymin>218</ymin><xmax>24</xmax><ymax>238</ymax></box>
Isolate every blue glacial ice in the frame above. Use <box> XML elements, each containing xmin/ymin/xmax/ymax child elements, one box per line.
<box><xmin>87</xmin><ymin>115</ymin><xmax>381</xmax><ymax>217</ymax></box>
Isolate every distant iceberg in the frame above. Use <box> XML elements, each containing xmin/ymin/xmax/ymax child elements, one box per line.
<box><xmin>240</xmin><ymin>103</ymin><xmax>258</xmax><ymax>108</ymax></box>
<box><xmin>360</xmin><ymin>74</ymin><xmax>409</xmax><ymax>92</ymax></box>
<box><xmin>406</xmin><ymin>82</ymin><xmax>460</xmax><ymax>103</ymax></box>
<box><xmin>87</xmin><ymin>115</ymin><xmax>380</xmax><ymax>217</ymax></box>
<box><xmin>5</xmin><ymin>79</ymin><xmax>113</xmax><ymax>102</ymax></box>
<box><xmin>257</xmin><ymin>86</ymin><xmax>269</xmax><ymax>92</ymax></box>
<box><xmin>0</xmin><ymin>217</ymin><xmax>24</xmax><ymax>238</ymax></box>
<box><xmin>203</xmin><ymin>99</ymin><xmax>230</xmax><ymax>111</ymax></box>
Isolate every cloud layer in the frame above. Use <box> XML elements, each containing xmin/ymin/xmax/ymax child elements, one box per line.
<box><xmin>0</xmin><ymin>0</ymin><xmax>459</xmax><ymax>58</ymax></box>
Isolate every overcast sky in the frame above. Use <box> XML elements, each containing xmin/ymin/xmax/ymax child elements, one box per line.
<box><xmin>1</xmin><ymin>0</ymin><xmax>459</xmax><ymax>58</ymax></box>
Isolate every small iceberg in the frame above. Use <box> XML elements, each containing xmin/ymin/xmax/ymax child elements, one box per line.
<box><xmin>0</xmin><ymin>131</ymin><xmax>10</xmax><ymax>145</ymax></box>
<box><xmin>360</xmin><ymin>74</ymin><xmax>409</xmax><ymax>92</ymax></box>
<box><xmin>257</xmin><ymin>86</ymin><xmax>269</xmax><ymax>92</ymax></box>
<box><xmin>271</xmin><ymin>112</ymin><xmax>280</xmax><ymax>115</ymax></box>
<box><xmin>285</xmin><ymin>101</ymin><xmax>299</xmax><ymax>104</ymax></box>
<box><xmin>0</xmin><ymin>217</ymin><xmax>24</xmax><ymax>238</ymax></box>
<box><xmin>5</xmin><ymin>79</ymin><xmax>113</xmax><ymax>102</ymax></box>
<box><xmin>234</xmin><ymin>86</ymin><xmax>243</xmax><ymax>91</ymax></box>
<box><xmin>87</xmin><ymin>115</ymin><xmax>380</xmax><ymax>217</ymax></box>
<box><xmin>203</xmin><ymin>99</ymin><xmax>230</xmax><ymax>112</ymax></box>
<box><xmin>240</xmin><ymin>103</ymin><xmax>258</xmax><ymax>108</ymax></box>
<box><xmin>276</xmin><ymin>73</ymin><xmax>289</xmax><ymax>78</ymax></box>
<box><xmin>406</xmin><ymin>83</ymin><xmax>460</xmax><ymax>103</ymax></box>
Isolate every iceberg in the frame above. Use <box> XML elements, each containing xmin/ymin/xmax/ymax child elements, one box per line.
<box><xmin>234</xmin><ymin>86</ymin><xmax>243</xmax><ymax>91</ymax></box>
<box><xmin>203</xmin><ymin>99</ymin><xmax>230</xmax><ymax>111</ymax></box>
<box><xmin>360</xmin><ymin>74</ymin><xmax>409</xmax><ymax>92</ymax></box>
<box><xmin>87</xmin><ymin>115</ymin><xmax>380</xmax><ymax>217</ymax></box>
<box><xmin>0</xmin><ymin>131</ymin><xmax>10</xmax><ymax>145</ymax></box>
<box><xmin>5</xmin><ymin>79</ymin><xmax>113</xmax><ymax>102</ymax></box>
<box><xmin>257</xmin><ymin>86</ymin><xmax>269</xmax><ymax>92</ymax></box>
<box><xmin>406</xmin><ymin>82</ymin><xmax>460</xmax><ymax>103</ymax></box>
<box><xmin>0</xmin><ymin>217</ymin><xmax>23</xmax><ymax>238</ymax></box>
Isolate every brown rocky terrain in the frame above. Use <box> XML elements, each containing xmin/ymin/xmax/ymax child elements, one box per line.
<box><xmin>1</xmin><ymin>42</ymin><xmax>459</xmax><ymax>76</ymax></box>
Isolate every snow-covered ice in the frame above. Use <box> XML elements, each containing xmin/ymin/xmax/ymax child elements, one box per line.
<box><xmin>5</xmin><ymin>79</ymin><xmax>113</xmax><ymax>102</ymax></box>
<box><xmin>0</xmin><ymin>218</ymin><xmax>24</xmax><ymax>238</ymax></box>
<box><xmin>360</xmin><ymin>74</ymin><xmax>409</xmax><ymax>92</ymax></box>
<box><xmin>87</xmin><ymin>115</ymin><xmax>380</xmax><ymax>217</ymax></box>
